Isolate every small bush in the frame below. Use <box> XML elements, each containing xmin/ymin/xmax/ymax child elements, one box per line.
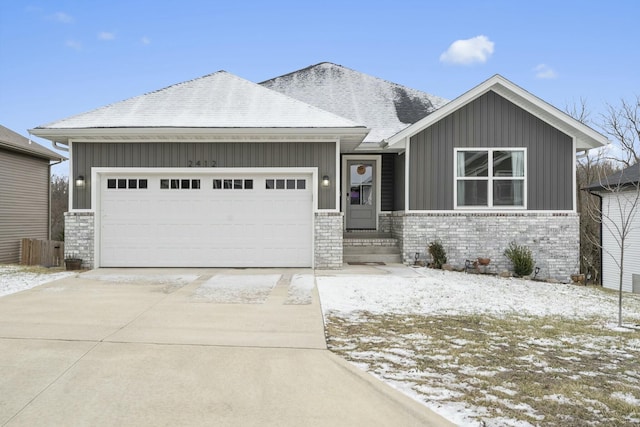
<box><xmin>504</xmin><ymin>241</ymin><xmax>535</xmax><ymax>277</ymax></box>
<box><xmin>428</xmin><ymin>241</ymin><xmax>447</xmax><ymax>269</ymax></box>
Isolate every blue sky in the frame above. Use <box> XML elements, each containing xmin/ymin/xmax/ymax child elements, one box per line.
<box><xmin>1</xmin><ymin>1</ymin><xmax>638</xmax><ymax>176</ymax></box>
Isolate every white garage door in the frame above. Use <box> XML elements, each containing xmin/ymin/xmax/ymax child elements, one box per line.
<box><xmin>99</xmin><ymin>171</ymin><xmax>313</xmax><ymax>267</ymax></box>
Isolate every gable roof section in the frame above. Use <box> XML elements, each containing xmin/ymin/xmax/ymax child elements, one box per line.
<box><xmin>31</xmin><ymin>71</ymin><xmax>368</xmax><ymax>145</ymax></box>
<box><xmin>584</xmin><ymin>162</ymin><xmax>640</xmax><ymax>191</ymax></box>
<box><xmin>0</xmin><ymin>124</ymin><xmax>66</xmax><ymax>161</ymax></box>
<box><xmin>385</xmin><ymin>74</ymin><xmax>609</xmax><ymax>151</ymax></box>
<box><xmin>260</xmin><ymin>62</ymin><xmax>448</xmax><ymax>146</ymax></box>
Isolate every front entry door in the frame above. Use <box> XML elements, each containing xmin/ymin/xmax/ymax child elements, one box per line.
<box><xmin>346</xmin><ymin>160</ymin><xmax>376</xmax><ymax>229</ymax></box>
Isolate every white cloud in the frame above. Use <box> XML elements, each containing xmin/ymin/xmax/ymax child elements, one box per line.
<box><xmin>440</xmin><ymin>35</ymin><xmax>494</xmax><ymax>65</ymax></box>
<box><xmin>65</xmin><ymin>39</ymin><xmax>82</xmax><ymax>51</ymax></box>
<box><xmin>534</xmin><ymin>64</ymin><xmax>558</xmax><ymax>79</ymax></box>
<box><xmin>141</xmin><ymin>36</ymin><xmax>151</xmax><ymax>45</ymax></box>
<box><xmin>50</xmin><ymin>11</ymin><xmax>73</xmax><ymax>24</ymax></box>
<box><xmin>98</xmin><ymin>32</ymin><xmax>115</xmax><ymax>41</ymax></box>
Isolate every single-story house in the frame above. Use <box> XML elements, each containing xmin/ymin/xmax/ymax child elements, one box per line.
<box><xmin>30</xmin><ymin>63</ymin><xmax>608</xmax><ymax>279</ymax></box>
<box><xmin>584</xmin><ymin>163</ymin><xmax>640</xmax><ymax>293</ymax></box>
<box><xmin>0</xmin><ymin>125</ymin><xmax>67</xmax><ymax>263</ymax></box>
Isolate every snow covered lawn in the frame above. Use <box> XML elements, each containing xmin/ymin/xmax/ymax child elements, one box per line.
<box><xmin>317</xmin><ymin>268</ymin><xmax>640</xmax><ymax>427</ymax></box>
<box><xmin>0</xmin><ymin>264</ymin><xmax>75</xmax><ymax>297</ymax></box>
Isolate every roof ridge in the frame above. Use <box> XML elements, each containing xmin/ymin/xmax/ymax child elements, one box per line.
<box><xmin>258</xmin><ymin>62</ymin><xmax>340</xmax><ymax>85</ymax></box>
<box><xmin>261</xmin><ymin>62</ymin><xmax>446</xmax><ymax>104</ymax></box>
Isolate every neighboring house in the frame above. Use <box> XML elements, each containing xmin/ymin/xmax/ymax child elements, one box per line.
<box><xmin>30</xmin><ymin>63</ymin><xmax>608</xmax><ymax>279</ymax></box>
<box><xmin>0</xmin><ymin>125</ymin><xmax>66</xmax><ymax>263</ymax></box>
<box><xmin>584</xmin><ymin>163</ymin><xmax>640</xmax><ymax>293</ymax></box>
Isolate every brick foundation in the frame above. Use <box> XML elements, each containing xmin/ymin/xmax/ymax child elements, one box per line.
<box><xmin>391</xmin><ymin>212</ymin><xmax>579</xmax><ymax>282</ymax></box>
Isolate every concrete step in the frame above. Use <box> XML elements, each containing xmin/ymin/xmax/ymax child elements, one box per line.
<box><xmin>343</xmin><ymin>238</ymin><xmax>399</xmax><ymax>247</ymax></box>
<box><xmin>344</xmin><ymin>253</ymin><xmax>403</xmax><ymax>264</ymax></box>
<box><xmin>344</xmin><ymin>246</ymin><xmax>400</xmax><ymax>255</ymax></box>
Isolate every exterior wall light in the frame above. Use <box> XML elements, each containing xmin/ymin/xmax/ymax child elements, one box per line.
<box><xmin>75</xmin><ymin>175</ymin><xmax>85</xmax><ymax>187</ymax></box>
<box><xmin>321</xmin><ymin>175</ymin><xmax>330</xmax><ymax>187</ymax></box>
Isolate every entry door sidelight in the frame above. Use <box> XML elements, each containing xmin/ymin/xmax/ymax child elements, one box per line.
<box><xmin>346</xmin><ymin>161</ymin><xmax>376</xmax><ymax>229</ymax></box>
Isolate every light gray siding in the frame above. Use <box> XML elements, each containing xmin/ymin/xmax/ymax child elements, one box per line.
<box><xmin>409</xmin><ymin>90</ymin><xmax>574</xmax><ymax>210</ymax></box>
<box><xmin>72</xmin><ymin>141</ymin><xmax>337</xmax><ymax>209</ymax></box>
<box><xmin>0</xmin><ymin>149</ymin><xmax>51</xmax><ymax>263</ymax></box>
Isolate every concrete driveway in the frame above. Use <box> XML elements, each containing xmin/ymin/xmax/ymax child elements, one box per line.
<box><xmin>0</xmin><ymin>268</ymin><xmax>453</xmax><ymax>426</ymax></box>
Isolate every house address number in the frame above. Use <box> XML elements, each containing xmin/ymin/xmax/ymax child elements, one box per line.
<box><xmin>187</xmin><ymin>160</ymin><xmax>217</xmax><ymax>167</ymax></box>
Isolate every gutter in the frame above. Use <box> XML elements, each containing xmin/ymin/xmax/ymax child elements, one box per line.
<box><xmin>53</xmin><ymin>140</ymin><xmax>69</xmax><ymax>152</ymax></box>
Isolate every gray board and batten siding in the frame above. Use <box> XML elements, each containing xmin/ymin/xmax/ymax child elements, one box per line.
<box><xmin>409</xmin><ymin>90</ymin><xmax>574</xmax><ymax>211</ymax></box>
<box><xmin>0</xmin><ymin>148</ymin><xmax>52</xmax><ymax>263</ymax></box>
<box><xmin>72</xmin><ymin>141</ymin><xmax>337</xmax><ymax>210</ymax></box>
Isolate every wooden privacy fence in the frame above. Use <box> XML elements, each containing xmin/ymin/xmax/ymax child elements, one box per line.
<box><xmin>20</xmin><ymin>239</ymin><xmax>64</xmax><ymax>267</ymax></box>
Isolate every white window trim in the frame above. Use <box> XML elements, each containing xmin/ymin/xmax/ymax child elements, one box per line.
<box><xmin>453</xmin><ymin>147</ymin><xmax>527</xmax><ymax>210</ymax></box>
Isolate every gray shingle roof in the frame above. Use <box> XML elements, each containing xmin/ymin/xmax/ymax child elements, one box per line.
<box><xmin>35</xmin><ymin>71</ymin><xmax>365</xmax><ymax>130</ymax></box>
<box><xmin>260</xmin><ymin>62</ymin><xmax>448</xmax><ymax>144</ymax></box>
<box><xmin>584</xmin><ymin>163</ymin><xmax>640</xmax><ymax>191</ymax></box>
<box><xmin>0</xmin><ymin>125</ymin><xmax>66</xmax><ymax>161</ymax></box>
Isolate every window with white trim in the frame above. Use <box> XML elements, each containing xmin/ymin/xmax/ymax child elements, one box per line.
<box><xmin>455</xmin><ymin>148</ymin><xmax>526</xmax><ymax>208</ymax></box>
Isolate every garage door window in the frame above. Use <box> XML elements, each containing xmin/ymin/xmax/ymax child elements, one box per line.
<box><xmin>212</xmin><ymin>179</ymin><xmax>253</xmax><ymax>190</ymax></box>
<box><xmin>107</xmin><ymin>178</ymin><xmax>148</xmax><ymax>189</ymax></box>
<box><xmin>160</xmin><ymin>179</ymin><xmax>201</xmax><ymax>190</ymax></box>
<box><xmin>266</xmin><ymin>179</ymin><xmax>306</xmax><ymax>190</ymax></box>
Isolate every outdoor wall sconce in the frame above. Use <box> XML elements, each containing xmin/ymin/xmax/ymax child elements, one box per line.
<box><xmin>75</xmin><ymin>175</ymin><xmax>85</xmax><ymax>187</ymax></box>
<box><xmin>321</xmin><ymin>175</ymin><xmax>330</xmax><ymax>187</ymax></box>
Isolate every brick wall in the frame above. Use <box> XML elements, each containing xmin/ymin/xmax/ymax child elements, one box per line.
<box><xmin>392</xmin><ymin>212</ymin><xmax>579</xmax><ymax>281</ymax></box>
<box><xmin>378</xmin><ymin>212</ymin><xmax>392</xmax><ymax>234</ymax></box>
<box><xmin>315</xmin><ymin>211</ymin><xmax>343</xmax><ymax>269</ymax></box>
<box><xmin>64</xmin><ymin>212</ymin><xmax>94</xmax><ymax>269</ymax></box>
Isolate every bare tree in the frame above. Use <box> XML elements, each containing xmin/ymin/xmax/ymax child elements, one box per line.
<box><xmin>585</xmin><ymin>164</ymin><xmax>640</xmax><ymax>327</ymax></box>
<box><xmin>50</xmin><ymin>175</ymin><xmax>68</xmax><ymax>241</ymax></box>
<box><xmin>601</xmin><ymin>95</ymin><xmax>640</xmax><ymax>167</ymax></box>
<box><xmin>569</xmin><ymin>96</ymin><xmax>640</xmax><ymax>327</ymax></box>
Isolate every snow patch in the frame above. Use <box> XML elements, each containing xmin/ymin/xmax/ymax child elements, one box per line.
<box><xmin>285</xmin><ymin>274</ymin><xmax>314</xmax><ymax>305</ymax></box>
<box><xmin>193</xmin><ymin>274</ymin><xmax>280</xmax><ymax>304</ymax></box>
<box><xmin>316</xmin><ymin>268</ymin><xmax>640</xmax><ymax>320</ymax></box>
<box><xmin>0</xmin><ymin>266</ymin><xmax>75</xmax><ymax>297</ymax></box>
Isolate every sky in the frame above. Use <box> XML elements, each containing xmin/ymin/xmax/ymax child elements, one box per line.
<box><xmin>1</xmin><ymin>0</ymin><xmax>638</xmax><ymax>177</ymax></box>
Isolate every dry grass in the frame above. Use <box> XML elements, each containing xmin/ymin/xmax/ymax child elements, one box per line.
<box><xmin>326</xmin><ymin>313</ymin><xmax>640</xmax><ymax>426</ymax></box>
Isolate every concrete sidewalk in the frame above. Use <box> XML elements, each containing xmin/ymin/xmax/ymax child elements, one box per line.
<box><xmin>0</xmin><ymin>268</ymin><xmax>454</xmax><ymax>426</ymax></box>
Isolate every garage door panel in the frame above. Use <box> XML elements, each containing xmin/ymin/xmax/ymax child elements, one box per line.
<box><xmin>100</xmin><ymin>173</ymin><xmax>313</xmax><ymax>267</ymax></box>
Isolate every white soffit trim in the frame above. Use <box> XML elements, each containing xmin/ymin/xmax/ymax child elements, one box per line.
<box><xmin>384</xmin><ymin>75</ymin><xmax>609</xmax><ymax>151</ymax></box>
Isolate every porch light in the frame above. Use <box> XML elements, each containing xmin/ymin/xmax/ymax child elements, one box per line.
<box><xmin>321</xmin><ymin>175</ymin><xmax>330</xmax><ymax>187</ymax></box>
<box><xmin>75</xmin><ymin>175</ymin><xmax>85</xmax><ymax>188</ymax></box>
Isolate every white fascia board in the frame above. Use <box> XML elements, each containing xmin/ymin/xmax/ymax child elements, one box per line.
<box><xmin>30</xmin><ymin>127</ymin><xmax>370</xmax><ymax>144</ymax></box>
<box><xmin>385</xmin><ymin>75</ymin><xmax>609</xmax><ymax>150</ymax></box>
